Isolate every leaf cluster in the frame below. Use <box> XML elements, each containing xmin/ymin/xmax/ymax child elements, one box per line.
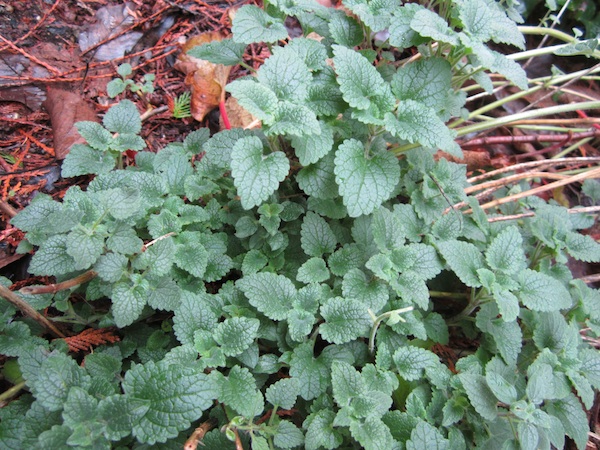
<box><xmin>2</xmin><ymin>0</ymin><xmax>600</xmax><ymax>449</ymax></box>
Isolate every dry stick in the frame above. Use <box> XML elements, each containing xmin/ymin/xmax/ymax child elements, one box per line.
<box><xmin>19</xmin><ymin>270</ymin><xmax>98</xmax><ymax>295</ymax></box>
<box><xmin>0</xmin><ymin>284</ymin><xmax>65</xmax><ymax>338</ymax></box>
<box><xmin>487</xmin><ymin>205</ymin><xmax>600</xmax><ymax>223</ymax></box>
<box><xmin>467</xmin><ymin>157</ymin><xmax>600</xmax><ymax>183</ymax></box>
<box><xmin>460</xmin><ymin>129</ymin><xmax>600</xmax><ymax>148</ymax></box>
<box><xmin>472</xmin><ymin>166</ymin><xmax>600</xmax><ymax>213</ymax></box>
<box><xmin>0</xmin><ymin>199</ymin><xmax>18</xmax><ymax>218</ymax></box>
<box><xmin>184</xmin><ymin>420</ymin><xmax>216</xmax><ymax>450</ymax></box>
<box><xmin>0</xmin><ymin>33</ymin><xmax>61</xmax><ymax>75</ymax></box>
<box><xmin>464</xmin><ymin>171</ymin><xmax>570</xmax><ymax>195</ymax></box>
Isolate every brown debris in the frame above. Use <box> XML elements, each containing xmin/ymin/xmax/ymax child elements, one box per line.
<box><xmin>42</xmin><ymin>86</ymin><xmax>99</xmax><ymax>160</ymax></box>
<box><xmin>174</xmin><ymin>32</ymin><xmax>232</xmax><ymax>122</ymax></box>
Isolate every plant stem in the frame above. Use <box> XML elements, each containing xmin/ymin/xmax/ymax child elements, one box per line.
<box><xmin>0</xmin><ymin>381</ymin><xmax>26</xmax><ymax>404</ymax></box>
<box><xmin>368</xmin><ymin>307</ymin><xmax>413</xmax><ymax>353</ymax></box>
<box><xmin>0</xmin><ymin>284</ymin><xmax>65</xmax><ymax>338</ymax></box>
<box><xmin>19</xmin><ymin>270</ymin><xmax>98</xmax><ymax>295</ymax></box>
<box><xmin>455</xmin><ymin>101</ymin><xmax>600</xmax><ymax>137</ymax></box>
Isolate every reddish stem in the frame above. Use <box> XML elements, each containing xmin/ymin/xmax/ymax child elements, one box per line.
<box><xmin>219</xmin><ymin>99</ymin><xmax>231</xmax><ymax>130</ymax></box>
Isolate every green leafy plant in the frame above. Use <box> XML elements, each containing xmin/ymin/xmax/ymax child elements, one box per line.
<box><xmin>2</xmin><ymin>0</ymin><xmax>600</xmax><ymax>449</ymax></box>
<box><xmin>107</xmin><ymin>63</ymin><xmax>155</xmax><ymax>98</ymax></box>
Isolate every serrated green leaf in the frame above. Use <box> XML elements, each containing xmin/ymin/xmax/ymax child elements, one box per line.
<box><xmin>288</xmin><ymin>309</ymin><xmax>317</xmax><ymax>342</ymax></box>
<box><xmin>61</xmin><ymin>143</ymin><xmax>117</xmax><ymax>177</ymax></box>
<box><xmin>257</xmin><ymin>46</ymin><xmax>312</xmax><ymax>102</ymax></box>
<box><xmin>342</xmin><ymin>268</ymin><xmax>388</xmax><ymax>313</ymax></box>
<box><xmin>237</xmin><ymin>272</ymin><xmax>296</xmax><ymax>320</ymax></box>
<box><xmin>66</xmin><ymin>226</ymin><xmax>105</xmax><ymax>270</ymax></box>
<box><xmin>214</xmin><ymin>317</ymin><xmax>260</xmax><ymax>356</ymax></box>
<box><xmin>332</xmin><ymin>45</ymin><xmax>394</xmax><ymax>116</ymax></box>
<box><xmin>29</xmin><ymin>234</ymin><xmax>78</xmax><ymax>276</ymax></box>
<box><xmin>227</xmin><ymin>79</ymin><xmax>278</xmax><ymax>123</ymax></box>
<box><xmin>217</xmin><ymin>365</ymin><xmax>264</xmax><ymax>418</ymax></box>
<box><xmin>95</xmin><ymin>252</ymin><xmax>127</xmax><ymax>282</ymax></box>
<box><xmin>393</xmin><ymin>346</ymin><xmax>439</xmax><ymax>381</ymax></box>
<box><xmin>297</xmin><ymin>257</ymin><xmax>330</xmax><ymax>283</ymax></box>
<box><xmin>297</xmin><ymin>152</ymin><xmax>339</xmax><ymax>199</ymax></box>
<box><xmin>274</xmin><ymin>420</ymin><xmax>305</xmax><ymax>449</ymax></box>
<box><xmin>565</xmin><ymin>232</ymin><xmax>600</xmax><ymax>262</ymax></box>
<box><xmin>123</xmin><ymin>361</ymin><xmax>216</xmax><ymax>444</ymax></box>
<box><xmin>106</xmin><ymin>78</ymin><xmax>126</xmax><ymax>97</ymax></box>
<box><xmin>29</xmin><ymin>353</ymin><xmax>91</xmax><ymax>412</ymax></box>
<box><xmin>231</xmin><ymin>136</ymin><xmax>289</xmax><ymax>210</ymax></box>
<box><xmin>437</xmin><ymin>240</ymin><xmax>485</xmax><ymax>287</ymax></box>
<box><xmin>106</xmin><ymin>222</ymin><xmax>143</xmax><ymax>255</ymax></box>
<box><xmin>334</xmin><ymin>139</ymin><xmax>400</xmax><ymax>217</ymax></box>
<box><xmin>385</xmin><ymin>101</ymin><xmax>460</xmax><ymax>156</ymax></box>
<box><xmin>545</xmin><ymin>394</ymin><xmax>588</xmax><ymax>450</ymax></box>
<box><xmin>103</xmin><ymin>99</ymin><xmax>141</xmax><ymax>134</ymax></box>
<box><xmin>406</xmin><ymin>420</ymin><xmax>450</xmax><ymax>450</ymax></box>
<box><xmin>391</xmin><ymin>243</ymin><xmax>443</xmax><ymax>280</ymax></box>
<box><xmin>242</xmin><ymin>250</ymin><xmax>268</xmax><ymax>275</ymax></box>
<box><xmin>173</xmin><ymin>291</ymin><xmax>218</xmax><ymax>346</ymax></box>
<box><xmin>300</xmin><ymin>211</ymin><xmax>337</xmax><ymax>257</ymax></box>
<box><xmin>349</xmin><ymin>416</ymin><xmax>395</xmax><ymax>450</ymax></box>
<box><xmin>485</xmin><ymin>226</ymin><xmax>527</xmax><ymax>274</ymax></box>
<box><xmin>493</xmin><ymin>288</ymin><xmax>520</xmax><ymax>322</ymax></box>
<box><xmin>304</xmin><ymin>409</ymin><xmax>343</xmax><ymax>450</ymax></box>
<box><xmin>75</xmin><ymin>121</ymin><xmax>111</xmax><ymax>151</ymax></box>
<box><xmin>266</xmin><ymin>378</ymin><xmax>300</xmax><ymax>410</ymax></box>
<box><xmin>518</xmin><ymin>269</ymin><xmax>572</xmax><ymax>311</ymax></box>
<box><xmin>459</xmin><ymin>373</ymin><xmax>499</xmax><ymax>421</ymax></box>
<box><xmin>389</xmin><ymin>4</ymin><xmax>428</xmax><ymax>49</ymax></box>
<box><xmin>391</xmin><ymin>57</ymin><xmax>454</xmax><ymax>118</ymax></box>
<box><xmin>344</xmin><ymin>0</ymin><xmax>397</xmax><ymax>33</ymax></box>
<box><xmin>476</xmin><ymin>303</ymin><xmax>522</xmax><ymax>365</ymax></box>
<box><xmin>291</xmin><ymin>121</ymin><xmax>334</xmax><ymax>166</ymax></box>
<box><xmin>11</xmin><ymin>194</ymin><xmax>72</xmax><ymax>233</ymax></box>
<box><xmin>174</xmin><ymin>242</ymin><xmax>208</xmax><ymax>278</ymax></box>
<box><xmin>328</xmin><ymin>10</ymin><xmax>364</xmax><ymax>47</ymax></box>
<box><xmin>320</xmin><ymin>297</ymin><xmax>371</xmax><ymax>344</ymax></box>
<box><xmin>458</xmin><ymin>0</ymin><xmax>524</xmax><ymax>49</ymax></box>
<box><xmin>371</xmin><ymin>206</ymin><xmax>405</xmax><ymax>252</ymax></box>
<box><xmin>286</xmin><ymin>37</ymin><xmax>327</xmax><ymax>71</ymax></box>
<box><xmin>267</xmin><ymin>101</ymin><xmax>321</xmax><ymax>136</ymax></box>
<box><xmin>111</xmin><ymin>282</ymin><xmax>148</xmax><ymax>328</ymax></box>
<box><xmin>485</xmin><ymin>358</ymin><xmax>518</xmax><ymax>404</ymax></box>
<box><xmin>111</xmin><ymin>132</ymin><xmax>146</xmax><ymax>152</ymax></box>
<box><xmin>289</xmin><ymin>342</ymin><xmax>330</xmax><ymax>400</ymax></box>
<box><xmin>331</xmin><ymin>361</ymin><xmax>366</xmax><ymax>406</ymax></box>
<box><xmin>187</xmin><ymin>38</ymin><xmax>246</xmax><ymax>65</ymax></box>
<box><xmin>410</xmin><ymin>8</ymin><xmax>459</xmax><ymax>45</ymax></box>
<box><xmin>98</xmin><ymin>394</ymin><xmax>149</xmax><ymax>441</ymax></box>
<box><xmin>232</xmin><ymin>5</ymin><xmax>288</xmax><ymax>44</ymax></box>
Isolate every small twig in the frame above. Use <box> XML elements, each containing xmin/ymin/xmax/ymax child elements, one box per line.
<box><xmin>464</xmin><ymin>171</ymin><xmax>570</xmax><ymax>195</ymax></box>
<box><xmin>578</xmin><ymin>273</ymin><xmax>600</xmax><ymax>285</ymax></box>
<box><xmin>460</xmin><ymin>129</ymin><xmax>599</xmax><ymax>148</ymax></box>
<box><xmin>19</xmin><ymin>270</ymin><xmax>98</xmax><ymax>295</ymax></box>
<box><xmin>0</xmin><ymin>381</ymin><xmax>26</xmax><ymax>405</ymax></box>
<box><xmin>184</xmin><ymin>420</ymin><xmax>217</xmax><ymax>450</ymax></box>
<box><xmin>473</xmin><ymin>166</ymin><xmax>600</xmax><ymax>212</ymax></box>
<box><xmin>233</xmin><ymin>428</ymin><xmax>244</xmax><ymax>450</ymax></box>
<box><xmin>0</xmin><ymin>284</ymin><xmax>65</xmax><ymax>338</ymax></box>
<box><xmin>142</xmin><ymin>232</ymin><xmax>176</xmax><ymax>251</ymax></box>
<box><xmin>140</xmin><ymin>105</ymin><xmax>169</xmax><ymax>122</ymax></box>
<box><xmin>467</xmin><ymin>157</ymin><xmax>600</xmax><ymax>184</ymax></box>
<box><xmin>0</xmin><ymin>199</ymin><xmax>18</xmax><ymax>218</ymax></box>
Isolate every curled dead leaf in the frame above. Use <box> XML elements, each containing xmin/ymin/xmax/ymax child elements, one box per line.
<box><xmin>174</xmin><ymin>32</ymin><xmax>232</xmax><ymax>122</ymax></box>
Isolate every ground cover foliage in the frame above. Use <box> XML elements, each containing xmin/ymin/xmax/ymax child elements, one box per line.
<box><xmin>2</xmin><ymin>0</ymin><xmax>600</xmax><ymax>448</ymax></box>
